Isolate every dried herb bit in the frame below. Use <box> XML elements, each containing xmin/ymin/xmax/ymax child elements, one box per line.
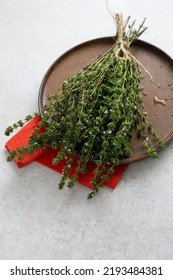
<box><xmin>5</xmin><ymin>14</ymin><xmax>165</xmax><ymax>198</ymax></box>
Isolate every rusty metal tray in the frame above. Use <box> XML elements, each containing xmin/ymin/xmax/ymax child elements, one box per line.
<box><xmin>38</xmin><ymin>37</ymin><xmax>173</xmax><ymax>164</ymax></box>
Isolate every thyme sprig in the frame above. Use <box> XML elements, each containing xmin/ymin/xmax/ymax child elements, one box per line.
<box><xmin>5</xmin><ymin>14</ymin><xmax>165</xmax><ymax>198</ymax></box>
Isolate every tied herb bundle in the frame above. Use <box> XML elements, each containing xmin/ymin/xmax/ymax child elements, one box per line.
<box><xmin>5</xmin><ymin>14</ymin><xmax>165</xmax><ymax>198</ymax></box>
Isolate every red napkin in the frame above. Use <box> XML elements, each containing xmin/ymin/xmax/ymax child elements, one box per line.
<box><xmin>5</xmin><ymin>117</ymin><xmax>128</xmax><ymax>190</ymax></box>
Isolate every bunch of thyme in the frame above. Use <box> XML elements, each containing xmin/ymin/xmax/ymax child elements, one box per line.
<box><xmin>5</xmin><ymin>14</ymin><xmax>165</xmax><ymax>198</ymax></box>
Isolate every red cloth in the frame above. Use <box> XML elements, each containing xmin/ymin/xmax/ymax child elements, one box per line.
<box><xmin>5</xmin><ymin>117</ymin><xmax>128</xmax><ymax>190</ymax></box>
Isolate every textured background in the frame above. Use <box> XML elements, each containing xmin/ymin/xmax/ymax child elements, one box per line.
<box><xmin>0</xmin><ymin>0</ymin><xmax>173</xmax><ymax>259</ymax></box>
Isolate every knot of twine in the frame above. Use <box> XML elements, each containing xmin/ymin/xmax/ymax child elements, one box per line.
<box><xmin>114</xmin><ymin>13</ymin><xmax>130</xmax><ymax>60</ymax></box>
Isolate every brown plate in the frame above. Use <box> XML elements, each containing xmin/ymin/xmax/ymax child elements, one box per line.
<box><xmin>38</xmin><ymin>37</ymin><xmax>173</xmax><ymax>164</ymax></box>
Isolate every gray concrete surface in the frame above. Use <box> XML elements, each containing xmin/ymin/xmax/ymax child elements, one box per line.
<box><xmin>0</xmin><ymin>0</ymin><xmax>173</xmax><ymax>260</ymax></box>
